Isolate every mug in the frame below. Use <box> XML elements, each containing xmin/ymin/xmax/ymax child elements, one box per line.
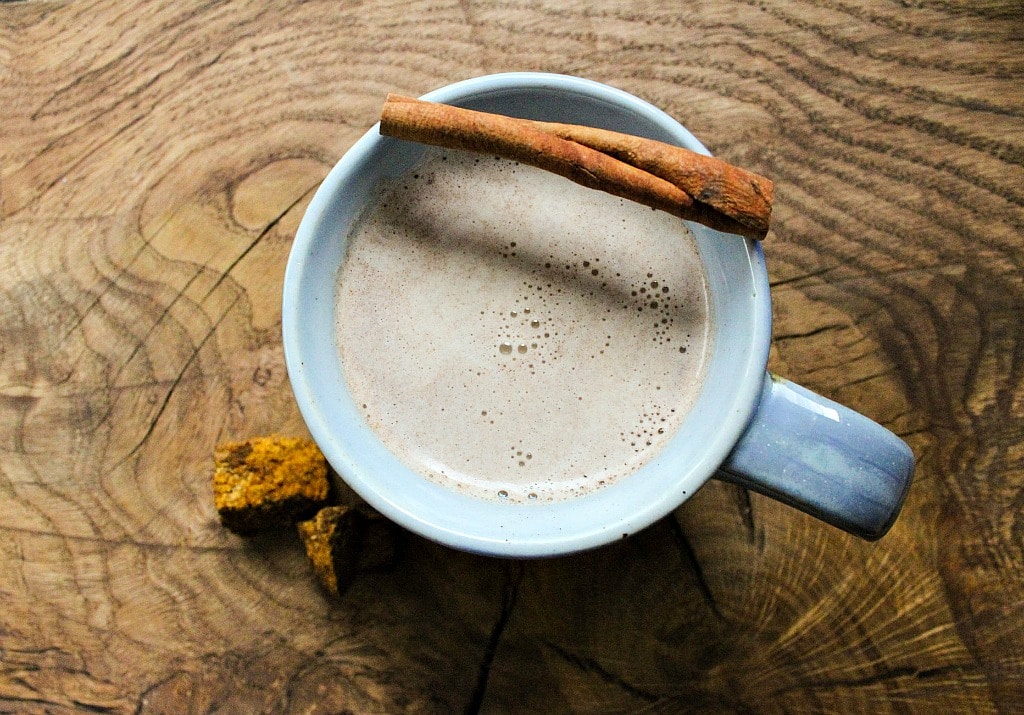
<box><xmin>282</xmin><ymin>72</ymin><xmax>915</xmax><ymax>557</ymax></box>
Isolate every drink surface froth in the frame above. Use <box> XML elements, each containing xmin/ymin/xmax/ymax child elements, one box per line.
<box><xmin>334</xmin><ymin>151</ymin><xmax>711</xmax><ymax>502</ymax></box>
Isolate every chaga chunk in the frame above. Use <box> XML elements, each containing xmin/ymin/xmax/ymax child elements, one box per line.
<box><xmin>213</xmin><ymin>436</ymin><xmax>330</xmax><ymax>535</ymax></box>
<box><xmin>297</xmin><ymin>505</ymin><xmax>402</xmax><ymax>598</ymax></box>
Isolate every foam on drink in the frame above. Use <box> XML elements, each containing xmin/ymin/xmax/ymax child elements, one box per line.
<box><xmin>334</xmin><ymin>151</ymin><xmax>711</xmax><ymax>502</ymax></box>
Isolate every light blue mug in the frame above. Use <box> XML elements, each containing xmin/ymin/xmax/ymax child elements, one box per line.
<box><xmin>282</xmin><ymin>73</ymin><xmax>915</xmax><ymax>557</ymax></box>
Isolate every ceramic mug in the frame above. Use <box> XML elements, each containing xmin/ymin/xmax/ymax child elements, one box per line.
<box><xmin>282</xmin><ymin>72</ymin><xmax>915</xmax><ymax>557</ymax></box>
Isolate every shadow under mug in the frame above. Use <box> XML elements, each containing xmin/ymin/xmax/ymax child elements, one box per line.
<box><xmin>282</xmin><ymin>72</ymin><xmax>915</xmax><ymax>557</ymax></box>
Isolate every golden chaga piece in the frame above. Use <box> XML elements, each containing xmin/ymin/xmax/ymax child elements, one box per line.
<box><xmin>213</xmin><ymin>436</ymin><xmax>330</xmax><ymax>535</ymax></box>
<box><xmin>298</xmin><ymin>505</ymin><xmax>402</xmax><ymax>598</ymax></box>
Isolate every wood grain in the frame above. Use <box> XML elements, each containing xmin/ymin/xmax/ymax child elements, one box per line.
<box><xmin>1</xmin><ymin>0</ymin><xmax>1022</xmax><ymax>712</ymax></box>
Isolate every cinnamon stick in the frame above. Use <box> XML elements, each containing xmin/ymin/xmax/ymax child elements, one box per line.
<box><xmin>379</xmin><ymin>94</ymin><xmax>773</xmax><ymax>240</ymax></box>
<box><xmin>525</xmin><ymin>119</ymin><xmax>774</xmax><ymax>239</ymax></box>
<box><xmin>380</xmin><ymin>94</ymin><xmax>692</xmax><ymax>219</ymax></box>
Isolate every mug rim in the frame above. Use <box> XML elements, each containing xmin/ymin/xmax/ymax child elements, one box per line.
<box><xmin>283</xmin><ymin>72</ymin><xmax>771</xmax><ymax>556</ymax></box>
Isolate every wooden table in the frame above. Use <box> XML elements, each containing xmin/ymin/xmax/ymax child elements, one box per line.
<box><xmin>2</xmin><ymin>2</ymin><xmax>1021</xmax><ymax>712</ymax></box>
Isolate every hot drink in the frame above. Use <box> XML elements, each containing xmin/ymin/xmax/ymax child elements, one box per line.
<box><xmin>286</xmin><ymin>75</ymin><xmax>914</xmax><ymax>555</ymax></box>
<box><xmin>334</xmin><ymin>151</ymin><xmax>711</xmax><ymax>502</ymax></box>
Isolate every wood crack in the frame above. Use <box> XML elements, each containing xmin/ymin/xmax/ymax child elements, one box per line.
<box><xmin>0</xmin><ymin>522</ymin><xmax>240</xmax><ymax>553</ymax></box>
<box><xmin>114</xmin><ymin>180</ymin><xmax>313</xmax><ymax>384</ymax></box>
<box><xmin>540</xmin><ymin>640</ymin><xmax>661</xmax><ymax>704</ymax></box>
<box><xmin>31</xmin><ymin>45</ymin><xmax>138</xmax><ymax>121</ymax></box>
<box><xmin>836</xmin><ymin>366</ymin><xmax>899</xmax><ymax>390</ymax></box>
<box><xmin>70</xmin><ymin>701</ymin><xmax>119</xmax><ymax>714</ymax></box>
<box><xmin>769</xmin><ymin>264</ymin><xmax>841</xmax><ymax>288</ymax></box>
<box><xmin>102</xmin><ymin>170</ymin><xmax>313</xmax><ymax>466</ymax></box>
<box><xmin>770</xmin><ymin>664</ymin><xmax>972</xmax><ymax>696</ymax></box>
<box><xmin>669</xmin><ymin>516</ymin><xmax>725</xmax><ymax>621</ymax></box>
<box><xmin>200</xmin><ymin>182</ymin><xmax>316</xmax><ymax>305</ymax></box>
<box><xmin>463</xmin><ymin>562</ymin><xmax>524</xmax><ymax>715</ymax></box>
<box><xmin>108</xmin><ymin>289</ymin><xmax>243</xmax><ymax>472</ymax></box>
<box><xmin>774</xmin><ymin>322</ymin><xmax>845</xmax><ymax>341</ymax></box>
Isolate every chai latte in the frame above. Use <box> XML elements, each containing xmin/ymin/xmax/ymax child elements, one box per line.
<box><xmin>334</xmin><ymin>151</ymin><xmax>711</xmax><ymax>502</ymax></box>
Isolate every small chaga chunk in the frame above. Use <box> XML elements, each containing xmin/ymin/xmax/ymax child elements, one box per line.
<box><xmin>298</xmin><ymin>505</ymin><xmax>402</xmax><ymax>597</ymax></box>
<box><xmin>213</xmin><ymin>436</ymin><xmax>330</xmax><ymax>535</ymax></box>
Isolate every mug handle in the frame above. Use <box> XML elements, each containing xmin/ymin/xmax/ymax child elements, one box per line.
<box><xmin>716</xmin><ymin>373</ymin><xmax>915</xmax><ymax>540</ymax></box>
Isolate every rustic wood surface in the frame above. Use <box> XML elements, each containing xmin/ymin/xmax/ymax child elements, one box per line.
<box><xmin>1</xmin><ymin>1</ymin><xmax>1022</xmax><ymax>713</ymax></box>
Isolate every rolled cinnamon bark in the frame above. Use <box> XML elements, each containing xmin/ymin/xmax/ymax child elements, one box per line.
<box><xmin>525</xmin><ymin>119</ymin><xmax>774</xmax><ymax>239</ymax></box>
<box><xmin>380</xmin><ymin>94</ymin><xmax>692</xmax><ymax>218</ymax></box>
<box><xmin>380</xmin><ymin>94</ymin><xmax>772</xmax><ymax>240</ymax></box>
